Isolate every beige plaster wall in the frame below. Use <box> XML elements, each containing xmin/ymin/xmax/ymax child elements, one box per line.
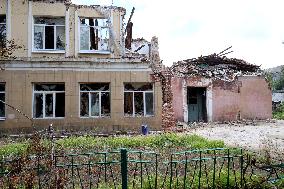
<box><xmin>0</xmin><ymin>1</ymin><xmax>6</xmax><ymax>15</ymax></box>
<box><xmin>0</xmin><ymin>69</ymin><xmax>162</xmax><ymax>133</ymax></box>
<box><xmin>5</xmin><ymin>0</ymin><xmax>124</xmax><ymax>59</ymax></box>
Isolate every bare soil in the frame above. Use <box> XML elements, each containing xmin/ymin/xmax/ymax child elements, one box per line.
<box><xmin>186</xmin><ymin>120</ymin><xmax>284</xmax><ymax>152</ymax></box>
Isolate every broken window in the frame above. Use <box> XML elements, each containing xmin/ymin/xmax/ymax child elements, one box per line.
<box><xmin>124</xmin><ymin>83</ymin><xmax>154</xmax><ymax>117</ymax></box>
<box><xmin>33</xmin><ymin>84</ymin><xmax>65</xmax><ymax>118</ymax></box>
<box><xmin>33</xmin><ymin>17</ymin><xmax>65</xmax><ymax>51</ymax></box>
<box><xmin>0</xmin><ymin>15</ymin><xmax>6</xmax><ymax>47</ymax></box>
<box><xmin>80</xmin><ymin>83</ymin><xmax>110</xmax><ymax>117</ymax></box>
<box><xmin>0</xmin><ymin>83</ymin><xmax>5</xmax><ymax>119</ymax></box>
<box><xmin>80</xmin><ymin>18</ymin><xmax>110</xmax><ymax>51</ymax></box>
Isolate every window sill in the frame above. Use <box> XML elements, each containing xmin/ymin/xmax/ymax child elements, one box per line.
<box><xmin>0</xmin><ymin>117</ymin><xmax>6</xmax><ymax>121</ymax></box>
<box><xmin>79</xmin><ymin>50</ymin><xmax>111</xmax><ymax>55</ymax></box>
<box><xmin>33</xmin><ymin>117</ymin><xmax>64</xmax><ymax>120</ymax></box>
<box><xmin>80</xmin><ymin>116</ymin><xmax>111</xmax><ymax>119</ymax></box>
<box><xmin>124</xmin><ymin>115</ymin><xmax>155</xmax><ymax>118</ymax></box>
<box><xmin>32</xmin><ymin>50</ymin><xmax>65</xmax><ymax>54</ymax></box>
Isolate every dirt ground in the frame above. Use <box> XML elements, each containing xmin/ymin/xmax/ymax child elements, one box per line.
<box><xmin>186</xmin><ymin>120</ymin><xmax>284</xmax><ymax>152</ymax></box>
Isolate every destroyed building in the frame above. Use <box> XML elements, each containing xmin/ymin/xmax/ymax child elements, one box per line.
<box><xmin>171</xmin><ymin>53</ymin><xmax>272</xmax><ymax>122</ymax></box>
<box><xmin>0</xmin><ymin>0</ymin><xmax>162</xmax><ymax>133</ymax></box>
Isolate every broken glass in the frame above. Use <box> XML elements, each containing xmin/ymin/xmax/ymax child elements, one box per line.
<box><xmin>80</xmin><ymin>26</ymin><xmax>89</xmax><ymax>50</ymax></box>
<box><xmin>80</xmin><ymin>18</ymin><xmax>109</xmax><ymax>51</ymax></box>
<box><xmin>80</xmin><ymin>93</ymin><xmax>89</xmax><ymax>117</ymax></box>
<box><xmin>80</xmin><ymin>18</ymin><xmax>109</xmax><ymax>27</ymax></box>
<box><xmin>34</xmin><ymin>93</ymin><xmax>43</xmax><ymax>118</ymax></box>
<box><xmin>45</xmin><ymin>93</ymin><xmax>53</xmax><ymax>117</ymax></box>
<box><xmin>124</xmin><ymin>92</ymin><xmax>133</xmax><ymax>116</ymax></box>
<box><xmin>0</xmin><ymin>93</ymin><xmax>5</xmax><ymax>117</ymax></box>
<box><xmin>0</xmin><ymin>15</ymin><xmax>6</xmax><ymax>46</ymax></box>
<box><xmin>34</xmin><ymin>17</ymin><xmax>65</xmax><ymax>50</ymax></box>
<box><xmin>80</xmin><ymin>83</ymin><xmax>109</xmax><ymax>91</ymax></box>
<box><xmin>34</xmin><ymin>17</ymin><xmax>64</xmax><ymax>25</ymax></box>
<box><xmin>134</xmin><ymin>92</ymin><xmax>144</xmax><ymax>116</ymax></box>
<box><xmin>124</xmin><ymin>83</ymin><xmax>153</xmax><ymax>91</ymax></box>
<box><xmin>101</xmin><ymin>92</ymin><xmax>110</xmax><ymax>116</ymax></box>
<box><xmin>145</xmin><ymin>92</ymin><xmax>154</xmax><ymax>115</ymax></box>
<box><xmin>34</xmin><ymin>25</ymin><xmax>44</xmax><ymax>49</ymax></box>
<box><xmin>56</xmin><ymin>26</ymin><xmax>65</xmax><ymax>50</ymax></box>
<box><xmin>35</xmin><ymin>84</ymin><xmax>64</xmax><ymax>91</ymax></box>
<box><xmin>91</xmin><ymin>93</ymin><xmax>100</xmax><ymax>116</ymax></box>
<box><xmin>55</xmin><ymin>93</ymin><xmax>65</xmax><ymax>117</ymax></box>
<box><xmin>99</xmin><ymin>27</ymin><xmax>109</xmax><ymax>51</ymax></box>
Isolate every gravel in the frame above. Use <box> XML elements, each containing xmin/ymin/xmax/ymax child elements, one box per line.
<box><xmin>187</xmin><ymin>120</ymin><xmax>284</xmax><ymax>152</ymax></box>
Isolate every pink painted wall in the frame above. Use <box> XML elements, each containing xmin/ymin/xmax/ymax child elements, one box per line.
<box><xmin>171</xmin><ymin>77</ymin><xmax>184</xmax><ymax>121</ymax></box>
<box><xmin>171</xmin><ymin>76</ymin><xmax>272</xmax><ymax>122</ymax></box>
<box><xmin>212</xmin><ymin>82</ymin><xmax>240</xmax><ymax>121</ymax></box>
<box><xmin>239</xmin><ymin>76</ymin><xmax>272</xmax><ymax>119</ymax></box>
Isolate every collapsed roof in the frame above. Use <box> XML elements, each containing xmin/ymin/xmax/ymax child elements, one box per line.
<box><xmin>171</xmin><ymin>53</ymin><xmax>262</xmax><ymax>82</ymax></box>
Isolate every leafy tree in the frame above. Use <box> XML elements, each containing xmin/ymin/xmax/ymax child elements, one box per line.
<box><xmin>273</xmin><ymin>67</ymin><xmax>284</xmax><ymax>90</ymax></box>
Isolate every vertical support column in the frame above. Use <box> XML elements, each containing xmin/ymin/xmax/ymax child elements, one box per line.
<box><xmin>110</xmin><ymin>9</ymin><xmax>115</xmax><ymax>58</ymax></box>
<box><xmin>6</xmin><ymin>0</ymin><xmax>11</xmax><ymax>41</ymax></box>
<box><xmin>120</xmin><ymin>148</ymin><xmax>128</xmax><ymax>189</ymax></box>
<box><xmin>206</xmin><ymin>84</ymin><xmax>213</xmax><ymax>121</ymax></box>
<box><xmin>182</xmin><ymin>79</ymin><xmax>188</xmax><ymax>123</ymax></box>
<box><xmin>27</xmin><ymin>0</ymin><xmax>32</xmax><ymax>57</ymax></box>
<box><xmin>65</xmin><ymin>7</ymin><xmax>70</xmax><ymax>57</ymax></box>
<box><xmin>74</xmin><ymin>9</ymin><xmax>78</xmax><ymax>58</ymax></box>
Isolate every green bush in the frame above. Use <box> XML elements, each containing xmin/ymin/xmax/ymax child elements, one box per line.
<box><xmin>273</xmin><ymin>102</ymin><xmax>284</xmax><ymax>119</ymax></box>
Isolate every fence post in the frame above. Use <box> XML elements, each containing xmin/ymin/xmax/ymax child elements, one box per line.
<box><xmin>121</xmin><ymin>148</ymin><xmax>128</xmax><ymax>189</ymax></box>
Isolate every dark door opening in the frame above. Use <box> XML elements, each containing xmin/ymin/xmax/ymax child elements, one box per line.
<box><xmin>187</xmin><ymin>87</ymin><xmax>207</xmax><ymax>122</ymax></box>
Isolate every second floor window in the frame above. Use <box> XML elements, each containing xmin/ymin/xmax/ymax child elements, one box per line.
<box><xmin>80</xmin><ymin>18</ymin><xmax>110</xmax><ymax>52</ymax></box>
<box><xmin>33</xmin><ymin>17</ymin><xmax>65</xmax><ymax>51</ymax></box>
<box><xmin>0</xmin><ymin>83</ymin><xmax>5</xmax><ymax>120</ymax></box>
<box><xmin>0</xmin><ymin>15</ymin><xmax>6</xmax><ymax>47</ymax></box>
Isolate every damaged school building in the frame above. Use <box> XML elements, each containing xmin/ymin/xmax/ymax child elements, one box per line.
<box><xmin>0</xmin><ymin>0</ymin><xmax>271</xmax><ymax>133</ymax></box>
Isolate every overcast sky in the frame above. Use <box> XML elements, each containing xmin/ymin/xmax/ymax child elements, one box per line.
<box><xmin>72</xmin><ymin>0</ymin><xmax>284</xmax><ymax>68</ymax></box>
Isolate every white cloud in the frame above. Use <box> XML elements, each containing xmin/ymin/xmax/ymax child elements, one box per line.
<box><xmin>72</xmin><ymin>0</ymin><xmax>284</xmax><ymax>68</ymax></box>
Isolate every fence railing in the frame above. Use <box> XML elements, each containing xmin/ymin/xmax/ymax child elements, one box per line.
<box><xmin>0</xmin><ymin>148</ymin><xmax>283</xmax><ymax>188</ymax></box>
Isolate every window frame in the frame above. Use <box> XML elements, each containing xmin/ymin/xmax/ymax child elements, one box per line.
<box><xmin>78</xmin><ymin>17</ymin><xmax>111</xmax><ymax>54</ymax></box>
<box><xmin>0</xmin><ymin>83</ymin><xmax>5</xmax><ymax>120</ymax></box>
<box><xmin>79</xmin><ymin>83</ymin><xmax>111</xmax><ymax>118</ymax></box>
<box><xmin>32</xmin><ymin>17</ymin><xmax>65</xmax><ymax>53</ymax></box>
<box><xmin>123</xmin><ymin>83</ymin><xmax>154</xmax><ymax>117</ymax></box>
<box><xmin>32</xmin><ymin>84</ymin><xmax>65</xmax><ymax>119</ymax></box>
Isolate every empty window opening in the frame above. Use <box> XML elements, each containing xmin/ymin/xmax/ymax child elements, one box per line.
<box><xmin>33</xmin><ymin>84</ymin><xmax>65</xmax><ymax>118</ymax></box>
<box><xmin>0</xmin><ymin>83</ymin><xmax>5</xmax><ymax>119</ymax></box>
<box><xmin>80</xmin><ymin>18</ymin><xmax>110</xmax><ymax>51</ymax></box>
<box><xmin>80</xmin><ymin>83</ymin><xmax>110</xmax><ymax>117</ymax></box>
<box><xmin>187</xmin><ymin>87</ymin><xmax>207</xmax><ymax>122</ymax></box>
<box><xmin>0</xmin><ymin>15</ymin><xmax>6</xmax><ymax>47</ymax></box>
<box><xmin>33</xmin><ymin>17</ymin><xmax>65</xmax><ymax>51</ymax></box>
<box><xmin>124</xmin><ymin>83</ymin><xmax>154</xmax><ymax>117</ymax></box>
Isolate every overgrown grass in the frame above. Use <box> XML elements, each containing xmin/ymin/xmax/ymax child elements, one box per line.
<box><xmin>273</xmin><ymin>102</ymin><xmax>284</xmax><ymax>119</ymax></box>
<box><xmin>55</xmin><ymin>133</ymin><xmax>225</xmax><ymax>152</ymax></box>
<box><xmin>0</xmin><ymin>133</ymin><xmax>225</xmax><ymax>157</ymax></box>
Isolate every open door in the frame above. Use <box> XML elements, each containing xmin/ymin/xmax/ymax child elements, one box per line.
<box><xmin>187</xmin><ymin>87</ymin><xmax>207</xmax><ymax>122</ymax></box>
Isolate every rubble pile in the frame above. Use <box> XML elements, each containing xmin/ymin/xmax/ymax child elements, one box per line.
<box><xmin>171</xmin><ymin>53</ymin><xmax>262</xmax><ymax>82</ymax></box>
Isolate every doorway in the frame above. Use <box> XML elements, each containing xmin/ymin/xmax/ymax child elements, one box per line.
<box><xmin>187</xmin><ymin>87</ymin><xmax>207</xmax><ymax>122</ymax></box>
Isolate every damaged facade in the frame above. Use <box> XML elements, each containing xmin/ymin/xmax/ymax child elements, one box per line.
<box><xmin>171</xmin><ymin>54</ymin><xmax>272</xmax><ymax>122</ymax></box>
<box><xmin>0</xmin><ymin>0</ymin><xmax>162</xmax><ymax>132</ymax></box>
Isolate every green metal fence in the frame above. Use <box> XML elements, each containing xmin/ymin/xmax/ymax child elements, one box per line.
<box><xmin>0</xmin><ymin>148</ymin><xmax>283</xmax><ymax>188</ymax></box>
